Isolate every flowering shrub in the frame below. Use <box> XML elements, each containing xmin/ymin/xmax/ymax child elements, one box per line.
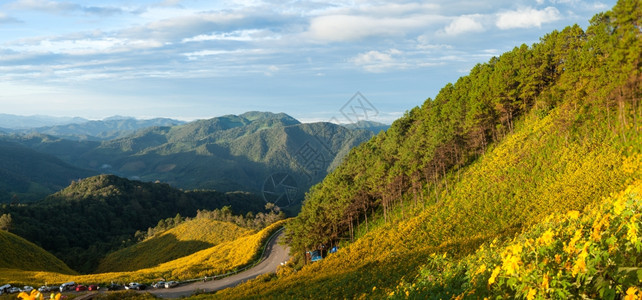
<box><xmin>392</xmin><ymin>181</ymin><xmax>642</xmax><ymax>299</ymax></box>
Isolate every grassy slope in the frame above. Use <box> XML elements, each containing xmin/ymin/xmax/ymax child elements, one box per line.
<box><xmin>0</xmin><ymin>220</ymin><xmax>285</xmax><ymax>286</ymax></box>
<box><xmin>96</xmin><ymin>219</ymin><xmax>254</xmax><ymax>273</ymax></box>
<box><xmin>210</xmin><ymin>101</ymin><xmax>642</xmax><ymax>299</ymax></box>
<box><xmin>0</xmin><ymin>230</ymin><xmax>75</xmax><ymax>276</ymax></box>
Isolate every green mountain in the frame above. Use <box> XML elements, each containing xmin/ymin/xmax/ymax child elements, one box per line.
<box><xmin>211</xmin><ymin>1</ymin><xmax>642</xmax><ymax>299</ymax></box>
<box><xmin>17</xmin><ymin>117</ymin><xmax>185</xmax><ymax>141</ymax></box>
<box><xmin>0</xmin><ymin>174</ymin><xmax>267</xmax><ymax>273</ymax></box>
<box><xmin>0</xmin><ymin>229</ymin><xmax>76</xmax><ymax>274</ymax></box>
<box><xmin>342</xmin><ymin>120</ymin><xmax>390</xmax><ymax>134</ymax></box>
<box><xmin>9</xmin><ymin>112</ymin><xmax>373</xmax><ymax>211</ymax></box>
<box><xmin>0</xmin><ymin>140</ymin><xmax>96</xmax><ymax>203</ymax></box>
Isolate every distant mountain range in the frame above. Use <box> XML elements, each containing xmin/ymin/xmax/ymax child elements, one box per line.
<box><xmin>0</xmin><ymin>114</ymin><xmax>88</xmax><ymax>130</ymax></box>
<box><xmin>1</xmin><ymin>112</ymin><xmax>385</xmax><ymax>209</ymax></box>
<box><xmin>2</xmin><ymin>115</ymin><xmax>185</xmax><ymax>141</ymax></box>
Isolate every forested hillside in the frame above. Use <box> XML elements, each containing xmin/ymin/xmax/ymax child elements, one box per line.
<box><xmin>211</xmin><ymin>0</ymin><xmax>642</xmax><ymax>298</ymax></box>
<box><xmin>5</xmin><ymin>112</ymin><xmax>373</xmax><ymax>208</ymax></box>
<box><xmin>0</xmin><ymin>140</ymin><xmax>96</xmax><ymax>203</ymax></box>
<box><xmin>0</xmin><ymin>174</ymin><xmax>267</xmax><ymax>273</ymax></box>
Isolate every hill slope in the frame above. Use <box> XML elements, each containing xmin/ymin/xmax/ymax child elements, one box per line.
<box><xmin>0</xmin><ymin>230</ymin><xmax>75</xmax><ymax>274</ymax></box>
<box><xmin>0</xmin><ymin>220</ymin><xmax>285</xmax><ymax>285</ymax></box>
<box><xmin>0</xmin><ymin>174</ymin><xmax>267</xmax><ymax>273</ymax></box>
<box><xmin>211</xmin><ymin>1</ymin><xmax>642</xmax><ymax>298</ymax></box>
<box><xmin>96</xmin><ymin>218</ymin><xmax>254</xmax><ymax>273</ymax></box>
<box><xmin>0</xmin><ymin>140</ymin><xmax>96</xmax><ymax>202</ymax></box>
<box><xmin>10</xmin><ymin>112</ymin><xmax>373</xmax><ymax>210</ymax></box>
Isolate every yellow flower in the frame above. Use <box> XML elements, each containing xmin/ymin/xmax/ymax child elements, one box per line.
<box><xmin>565</xmin><ymin>229</ymin><xmax>583</xmax><ymax>254</ymax></box>
<box><xmin>614</xmin><ymin>195</ymin><xmax>627</xmax><ymax>215</ymax></box>
<box><xmin>624</xmin><ymin>287</ymin><xmax>638</xmax><ymax>300</ymax></box>
<box><xmin>488</xmin><ymin>266</ymin><xmax>501</xmax><ymax>285</ymax></box>
<box><xmin>567</xmin><ymin>210</ymin><xmax>580</xmax><ymax>220</ymax></box>
<box><xmin>475</xmin><ymin>264</ymin><xmax>487</xmax><ymax>276</ymax></box>
<box><xmin>372</xmin><ymin>286</ymin><xmax>376</xmax><ymax>291</ymax></box>
<box><xmin>503</xmin><ymin>254</ymin><xmax>520</xmax><ymax>275</ymax></box>
<box><xmin>627</xmin><ymin>215</ymin><xmax>639</xmax><ymax>244</ymax></box>
<box><xmin>572</xmin><ymin>242</ymin><xmax>591</xmax><ymax>276</ymax></box>
<box><xmin>542</xmin><ymin>273</ymin><xmax>549</xmax><ymax>290</ymax></box>
<box><xmin>538</xmin><ymin>229</ymin><xmax>555</xmax><ymax>246</ymax></box>
<box><xmin>526</xmin><ymin>288</ymin><xmax>536</xmax><ymax>300</ymax></box>
<box><xmin>554</xmin><ymin>254</ymin><xmax>561</xmax><ymax>264</ymax></box>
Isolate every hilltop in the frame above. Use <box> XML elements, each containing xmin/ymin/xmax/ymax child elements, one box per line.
<box><xmin>210</xmin><ymin>1</ymin><xmax>642</xmax><ymax>298</ymax></box>
<box><xmin>4</xmin><ymin>112</ymin><xmax>374</xmax><ymax>209</ymax></box>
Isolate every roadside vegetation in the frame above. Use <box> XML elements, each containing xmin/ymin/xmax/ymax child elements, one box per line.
<box><xmin>213</xmin><ymin>1</ymin><xmax>642</xmax><ymax>298</ymax></box>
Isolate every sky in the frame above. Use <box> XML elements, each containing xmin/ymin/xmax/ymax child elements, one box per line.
<box><xmin>0</xmin><ymin>0</ymin><xmax>616</xmax><ymax>124</ymax></box>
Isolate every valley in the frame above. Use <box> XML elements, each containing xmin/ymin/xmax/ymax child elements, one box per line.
<box><xmin>0</xmin><ymin>0</ymin><xmax>640</xmax><ymax>299</ymax></box>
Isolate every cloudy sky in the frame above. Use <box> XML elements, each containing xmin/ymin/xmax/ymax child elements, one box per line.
<box><xmin>0</xmin><ymin>0</ymin><xmax>615</xmax><ymax>123</ymax></box>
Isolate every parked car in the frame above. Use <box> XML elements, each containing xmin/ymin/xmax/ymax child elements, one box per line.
<box><xmin>0</xmin><ymin>284</ymin><xmax>11</xmax><ymax>294</ymax></box>
<box><xmin>164</xmin><ymin>281</ymin><xmax>179</xmax><ymax>289</ymax></box>
<box><xmin>37</xmin><ymin>286</ymin><xmax>51</xmax><ymax>292</ymax></box>
<box><xmin>124</xmin><ymin>282</ymin><xmax>145</xmax><ymax>290</ymax></box>
<box><xmin>59</xmin><ymin>281</ymin><xmax>76</xmax><ymax>292</ymax></box>
<box><xmin>105</xmin><ymin>283</ymin><xmax>121</xmax><ymax>291</ymax></box>
<box><xmin>23</xmin><ymin>286</ymin><xmax>34</xmax><ymax>293</ymax></box>
<box><xmin>75</xmin><ymin>285</ymin><xmax>87</xmax><ymax>292</ymax></box>
<box><xmin>7</xmin><ymin>287</ymin><xmax>21</xmax><ymax>294</ymax></box>
<box><xmin>88</xmin><ymin>285</ymin><xmax>99</xmax><ymax>291</ymax></box>
<box><xmin>152</xmin><ymin>281</ymin><xmax>165</xmax><ymax>289</ymax></box>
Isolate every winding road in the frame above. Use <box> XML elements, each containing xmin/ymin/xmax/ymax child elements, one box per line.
<box><xmin>148</xmin><ymin>230</ymin><xmax>290</xmax><ymax>298</ymax></box>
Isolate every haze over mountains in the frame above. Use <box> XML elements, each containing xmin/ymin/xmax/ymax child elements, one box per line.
<box><xmin>0</xmin><ymin>112</ymin><xmax>388</xmax><ymax>208</ymax></box>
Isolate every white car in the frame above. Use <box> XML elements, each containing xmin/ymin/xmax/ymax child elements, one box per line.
<box><xmin>59</xmin><ymin>281</ymin><xmax>76</xmax><ymax>292</ymax></box>
<box><xmin>7</xmin><ymin>287</ymin><xmax>21</xmax><ymax>294</ymax></box>
<box><xmin>124</xmin><ymin>282</ymin><xmax>145</xmax><ymax>290</ymax></box>
<box><xmin>23</xmin><ymin>286</ymin><xmax>34</xmax><ymax>293</ymax></box>
<box><xmin>164</xmin><ymin>281</ymin><xmax>178</xmax><ymax>288</ymax></box>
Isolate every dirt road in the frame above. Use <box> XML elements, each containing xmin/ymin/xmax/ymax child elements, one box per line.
<box><xmin>149</xmin><ymin>230</ymin><xmax>290</xmax><ymax>298</ymax></box>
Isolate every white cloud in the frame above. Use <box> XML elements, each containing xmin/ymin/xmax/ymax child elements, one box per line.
<box><xmin>307</xmin><ymin>14</ymin><xmax>444</xmax><ymax>42</ymax></box>
<box><xmin>8</xmin><ymin>0</ymin><xmax>78</xmax><ymax>12</ymax></box>
<box><xmin>7</xmin><ymin>0</ymin><xmax>123</xmax><ymax>15</ymax></box>
<box><xmin>442</xmin><ymin>14</ymin><xmax>484</xmax><ymax>35</ymax></box>
<box><xmin>496</xmin><ymin>7</ymin><xmax>561</xmax><ymax>29</ymax></box>
<box><xmin>5</xmin><ymin>36</ymin><xmax>164</xmax><ymax>55</ymax></box>
<box><xmin>182</xmin><ymin>29</ymin><xmax>279</xmax><ymax>43</ymax></box>
<box><xmin>351</xmin><ymin>49</ymin><xmax>406</xmax><ymax>72</ymax></box>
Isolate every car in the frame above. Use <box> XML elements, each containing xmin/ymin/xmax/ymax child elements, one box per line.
<box><xmin>38</xmin><ymin>286</ymin><xmax>50</xmax><ymax>292</ymax></box>
<box><xmin>75</xmin><ymin>285</ymin><xmax>87</xmax><ymax>291</ymax></box>
<box><xmin>88</xmin><ymin>285</ymin><xmax>99</xmax><ymax>291</ymax></box>
<box><xmin>125</xmin><ymin>282</ymin><xmax>145</xmax><ymax>290</ymax></box>
<box><xmin>105</xmin><ymin>284</ymin><xmax>121</xmax><ymax>291</ymax></box>
<box><xmin>0</xmin><ymin>284</ymin><xmax>11</xmax><ymax>294</ymax></box>
<box><xmin>164</xmin><ymin>281</ymin><xmax>179</xmax><ymax>289</ymax></box>
<box><xmin>7</xmin><ymin>287</ymin><xmax>21</xmax><ymax>294</ymax></box>
<box><xmin>152</xmin><ymin>281</ymin><xmax>165</xmax><ymax>289</ymax></box>
<box><xmin>23</xmin><ymin>286</ymin><xmax>34</xmax><ymax>293</ymax></box>
<box><xmin>59</xmin><ymin>281</ymin><xmax>76</xmax><ymax>292</ymax></box>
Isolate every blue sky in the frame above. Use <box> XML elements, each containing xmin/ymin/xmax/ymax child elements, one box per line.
<box><xmin>0</xmin><ymin>0</ymin><xmax>615</xmax><ymax>124</ymax></box>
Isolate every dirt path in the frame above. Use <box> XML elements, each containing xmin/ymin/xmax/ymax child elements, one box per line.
<box><xmin>148</xmin><ymin>230</ymin><xmax>290</xmax><ymax>298</ymax></box>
